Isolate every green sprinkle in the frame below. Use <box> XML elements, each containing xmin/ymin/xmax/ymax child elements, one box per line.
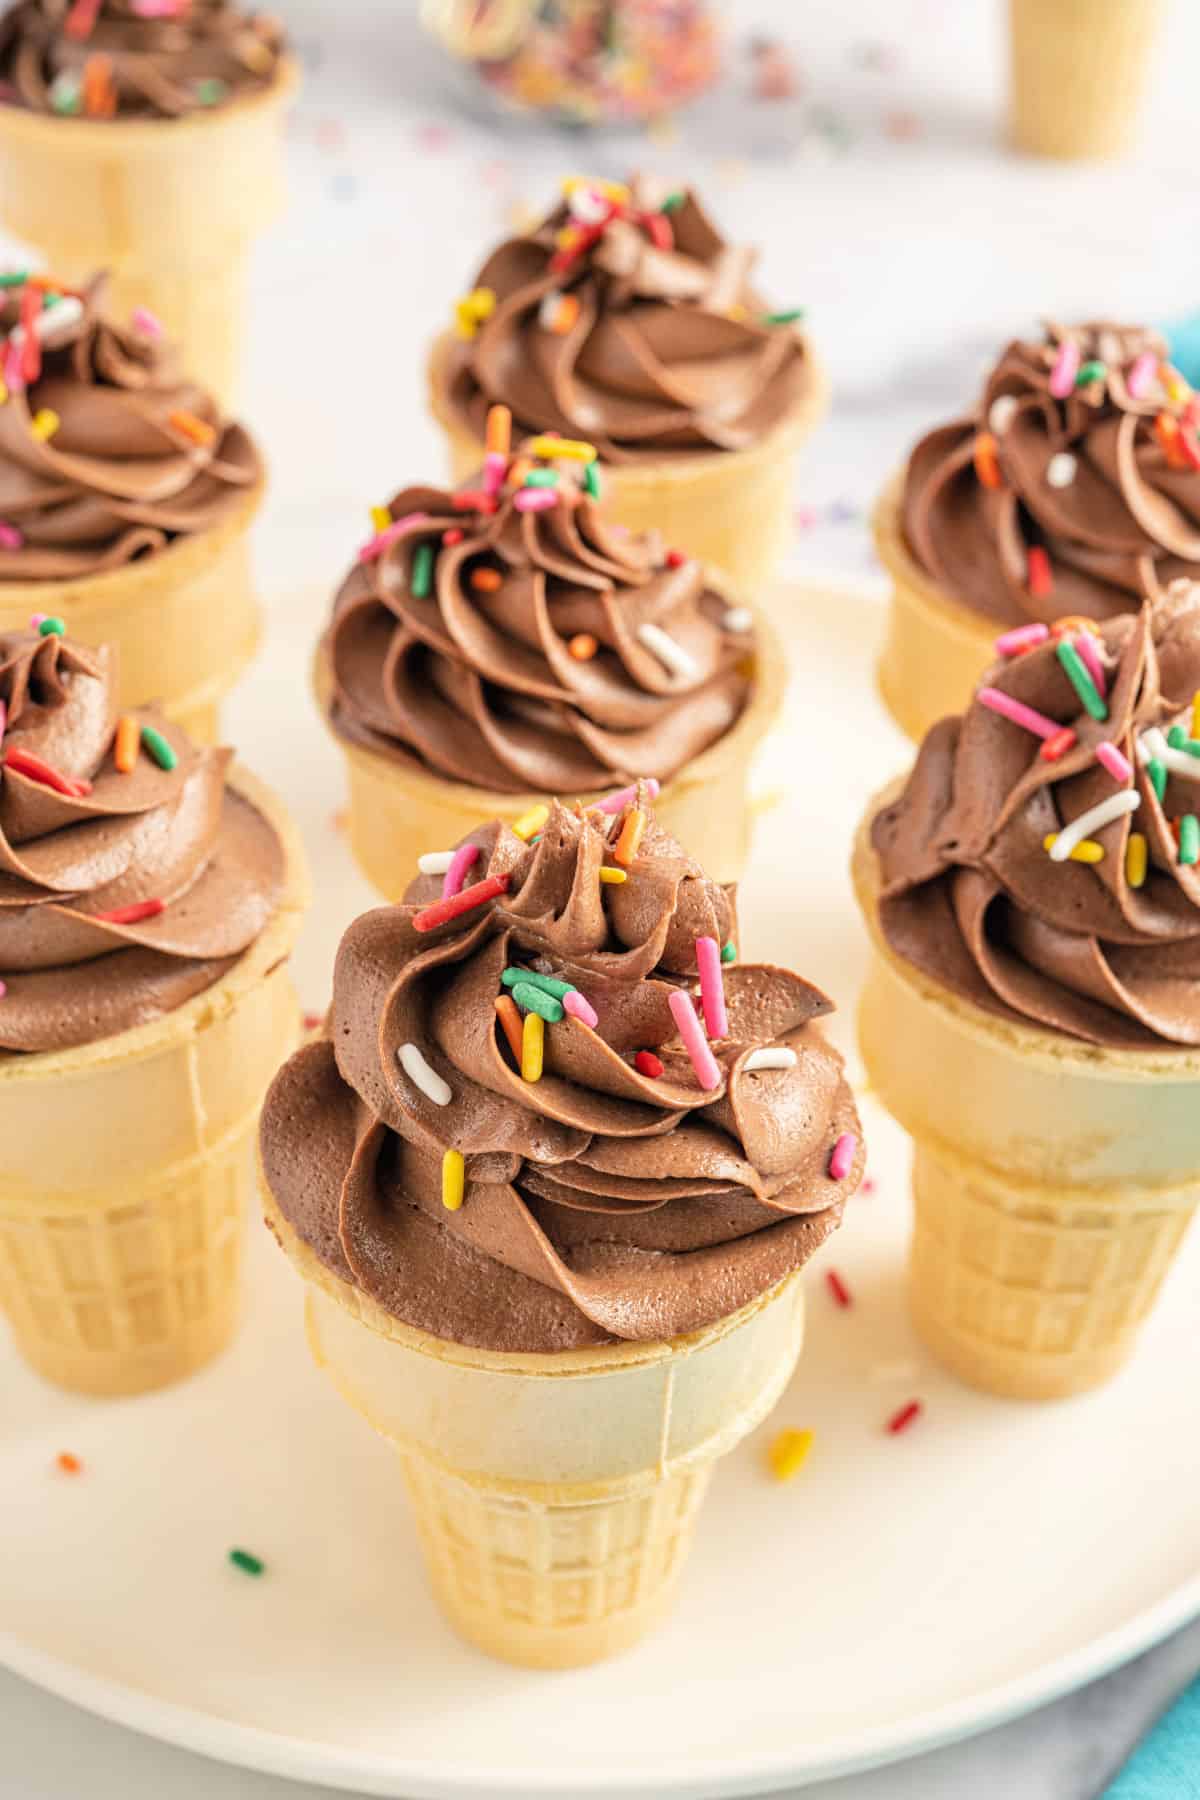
<box><xmin>1055</xmin><ymin>638</ymin><xmax>1108</xmax><ymax>721</ymax></box>
<box><xmin>140</xmin><ymin>724</ymin><xmax>177</xmax><ymax>771</ymax></box>
<box><xmin>38</xmin><ymin>616</ymin><xmax>65</xmax><ymax>637</ymax></box>
<box><xmin>1181</xmin><ymin>815</ymin><xmax>1200</xmax><ymax>866</ymax></box>
<box><xmin>1149</xmin><ymin>758</ymin><xmax>1167</xmax><ymax>804</ymax></box>
<box><xmin>582</xmin><ymin>460</ymin><xmax>601</xmax><ymax>500</ymax></box>
<box><xmin>509</xmin><ymin>981</ymin><xmax>565</xmax><ymax>1023</ymax></box>
<box><xmin>762</xmin><ymin>308</ymin><xmax>806</xmax><ymax>326</ymax></box>
<box><xmin>1167</xmin><ymin>725</ymin><xmax>1200</xmax><ymax>757</ymax></box>
<box><xmin>502</xmin><ymin>967</ymin><xmax>574</xmax><ymax>1000</ymax></box>
<box><xmin>1075</xmin><ymin>359</ymin><xmax>1107</xmax><ymax>387</ymax></box>
<box><xmin>523</xmin><ymin>469</ymin><xmax>559</xmax><ymax>488</ymax></box>
<box><xmin>0</xmin><ymin>271</ymin><xmax>29</xmax><ymax>288</ymax></box>
<box><xmin>720</xmin><ymin>940</ymin><xmax>737</xmax><ymax>964</ymax></box>
<box><xmin>411</xmin><ymin>542</ymin><xmax>434</xmax><ymax>599</ymax></box>
<box><xmin>228</xmin><ymin>1547</ymin><xmax>264</xmax><ymax>1577</ymax></box>
<box><xmin>660</xmin><ymin>191</ymin><xmax>686</xmax><ymax>212</ymax></box>
<box><xmin>195</xmin><ymin>77</ymin><xmax>227</xmax><ymax>106</ymax></box>
<box><xmin>41</xmin><ymin>291</ymin><xmax>62</xmax><ymax>310</ymax></box>
<box><xmin>49</xmin><ymin>79</ymin><xmax>81</xmax><ymax>116</ymax></box>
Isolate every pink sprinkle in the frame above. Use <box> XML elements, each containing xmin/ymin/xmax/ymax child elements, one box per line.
<box><xmin>441</xmin><ymin>842</ymin><xmax>479</xmax><ymax>901</ymax></box>
<box><xmin>4</xmin><ymin>340</ymin><xmax>23</xmax><ymax>394</ymax></box>
<box><xmin>563</xmin><ymin>990</ymin><xmax>598</xmax><ymax>1029</ymax></box>
<box><xmin>1073</xmin><ymin>631</ymin><xmax>1108</xmax><ymax>700</ymax></box>
<box><xmin>695</xmin><ymin>936</ymin><xmax>728</xmax><ymax>1040</ymax></box>
<box><xmin>1049</xmin><ymin>341</ymin><xmax>1081</xmax><ymax>399</ymax></box>
<box><xmin>0</xmin><ymin>521</ymin><xmax>22</xmax><ymax>550</ymax></box>
<box><xmin>482</xmin><ymin>452</ymin><xmax>507</xmax><ymax>497</ymax></box>
<box><xmin>995</xmin><ymin>622</ymin><xmax>1050</xmax><ymax>657</ymax></box>
<box><xmin>358</xmin><ymin>511</ymin><xmax>428</xmax><ymax>563</ymax></box>
<box><xmin>668</xmin><ymin>988</ymin><xmax>722</xmax><ymax>1092</ymax></box>
<box><xmin>29</xmin><ymin>613</ymin><xmax>45</xmax><ymax>628</ymax></box>
<box><xmin>1095</xmin><ymin>741</ymin><xmax>1132</xmax><ymax>784</ymax></box>
<box><xmin>1127</xmin><ymin>351</ymin><xmax>1158</xmax><ymax>399</ymax></box>
<box><xmin>0</xmin><ymin>699</ymin><xmax>6</xmax><ymax>744</ymax></box>
<box><xmin>595</xmin><ymin>777</ymin><xmax>661</xmax><ymax>815</ymax></box>
<box><xmin>978</xmin><ymin>686</ymin><xmax>1060</xmax><ymax>740</ymax></box>
<box><xmin>514</xmin><ymin>488</ymin><xmax>558</xmax><ymax>513</ymax></box>
<box><xmin>131</xmin><ymin>305</ymin><xmax>162</xmax><ymax>337</ymax></box>
<box><xmin>0</xmin><ymin>979</ymin><xmax>7</xmax><ymax>998</ymax></box>
<box><xmin>829</xmin><ymin>1133</ymin><xmax>857</xmax><ymax>1181</ymax></box>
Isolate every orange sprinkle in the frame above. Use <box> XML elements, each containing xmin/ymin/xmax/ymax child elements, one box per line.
<box><xmin>470</xmin><ymin>566</ymin><xmax>503</xmax><ymax>592</ymax></box>
<box><xmin>568</xmin><ymin>633</ymin><xmax>597</xmax><ymax>660</ymax></box>
<box><xmin>114</xmin><ymin>713</ymin><xmax>139</xmax><ymax>774</ymax></box>
<box><xmin>507</xmin><ymin>456</ymin><xmax>533</xmax><ymax>488</ymax></box>
<box><xmin>546</xmin><ymin>293</ymin><xmax>581</xmax><ymax>335</ymax></box>
<box><xmin>82</xmin><ymin>53</ymin><xmax>116</xmax><ymax>117</ymax></box>
<box><xmin>485</xmin><ymin>403</ymin><xmax>511</xmax><ymax>458</ymax></box>
<box><xmin>1050</xmin><ymin>614</ymin><xmax>1102</xmax><ymax>639</ymax></box>
<box><xmin>494</xmin><ymin>994</ymin><xmax>524</xmax><ymax>1064</ymax></box>
<box><xmin>1156</xmin><ymin>411</ymin><xmax>1190</xmax><ymax>470</ymax></box>
<box><xmin>56</xmin><ymin>1451</ymin><xmax>82</xmax><ymax>1474</ymax></box>
<box><xmin>168</xmin><ymin>409</ymin><xmax>216</xmax><ymax>447</ymax></box>
<box><xmin>972</xmin><ymin>431</ymin><xmax>1003</xmax><ymax>490</ymax></box>
<box><xmin>613</xmin><ymin>806</ymin><xmax>646</xmax><ymax>868</ymax></box>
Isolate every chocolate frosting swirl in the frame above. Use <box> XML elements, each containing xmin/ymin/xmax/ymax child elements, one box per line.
<box><xmin>901</xmin><ymin>321</ymin><xmax>1200</xmax><ymax>625</ymax></box>
<box><xmin>438</xmin><ymin>177</ymin><xmax>813</xmax><ymax>464</ymax></box>
<box><xmin>261</xmin><ymin>800</ymin><xmax>861</xmax><ymax>1351</ymax></box>
<box><xmin>0</xmin><ymin>273</ymin><xmax>260</xmax><ymax>579</ymax></box>
<box><xmin>0</xmin><ymin>0</ymin><xmax>285</xmax><ymax>121</ymax></box>
<box><xmin>0</xmin><ymin>625</ymin><xmax>286</xmax><ymax>1051</ymax></box>
<box><xmin>325</xmin><ymin>465</ymin><xmax>752</xmax><ymax>793</ymax></box>
<box><xmin>871</xmin><ymin>586</ymin><xmax>1200</xmax><ymax>1047</ymax></box>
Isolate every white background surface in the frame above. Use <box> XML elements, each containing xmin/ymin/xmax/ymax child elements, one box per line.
<box><xmin>3</xmin><ymin>0</ymin><xmax>1200</xmax><ymax>1795</ymax></box>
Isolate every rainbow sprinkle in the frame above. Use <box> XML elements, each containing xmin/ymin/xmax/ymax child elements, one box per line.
<box><xmin>441</xmin><ymin>1149</ymin><xmax>465</xmax><ymax>1212</ymax></box>
<box><xmin>768</xmin><ymin>1429</ymin><xmax>814</xmax><ymax>1480</ymax></box>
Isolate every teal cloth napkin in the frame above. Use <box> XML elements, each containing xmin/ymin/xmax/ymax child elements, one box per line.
<box><xmin>1164</xmin><ymin>314</ymin><xmax>1200</xmax><ymax>388</ymax></box>
<box><xmin>1099</xmin><ymin>1671</ymin><xmax>1200</xmax><ymax>1798</ymax></box>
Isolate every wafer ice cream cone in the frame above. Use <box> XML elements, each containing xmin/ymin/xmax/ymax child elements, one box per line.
<box><xmin>0</xmin><ymin>0</ymin><xmax>297</xmax><ymax>402</ymax></box>
<box><xmin>878</xmin><ymin>317</ymin><xmax>1200</xmax><ymax>741</ymax></box>
<box><xmin>0</xmin><ymin>272</ymin><xmax>267</xmax><ymax>743</ymax></box>
<box><xmin>428</xmin><ymin>176</ymin><xmax>825</xmax><ymax>594</ymax></box>
<box><xmin>260</xmin><ymin>796</ymin><xmax>864</xmax><ymax>1663</ymax></box>
<box><xmin>1009</xmin><ymin>0</ymin><xmax>1163</xmax><ymax>161</ymax></box>
<box><xmin>853</xmin><ymin>595</ymin><xmax>1200</xmax><ymax>1398</ymax></box>
<box><xmin>0</xmin><ymin>625</ymin><xmax>308</xmax><ymax>1396</ymax></box>
<box><xmin>317</xmin><ymin>449</ymin><xmax>785</xmax><ymax>896</ymax></box>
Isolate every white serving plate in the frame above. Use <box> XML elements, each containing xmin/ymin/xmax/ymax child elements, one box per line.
<box><xmin>1</xmin><ymin>585</ymin><xmax>1198</xmax><ymax>1800</ymax></box>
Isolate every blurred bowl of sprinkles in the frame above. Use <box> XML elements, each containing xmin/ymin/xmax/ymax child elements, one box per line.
<box><xmin>421</xmin><ymin>0</ymin><xmax>720</xmax><ymax>127</ymax></box>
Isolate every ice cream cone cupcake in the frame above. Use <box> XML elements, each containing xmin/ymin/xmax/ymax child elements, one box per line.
<box><xmin>0</xmin><ymin>624</ymin><xmax>308</xmax><ymax>1395</ymax></box>
<box><xmin>428</xmin><ymin>177</ymin><xmax>827</xmax><ymax>595</ymax></box>
<box><xmin>317</xmin><ymin>427</ymin><xmax>785</xmax><ymax>894</ymax></box>
<box><xmin>260</xmin><ymin>798</ymin><xmax>864</xmax><ymax>1666</ymax></box>
<box><xmin>1009</xmin><ymin>0</ymin><xmax>1163</xmax><ymax>161</ymax></box>
<box><xmin>853</xmin><ymin>588</ymin><xmax>1200</xmax><ymax>1399</ymax></box>
<box><xmin>0</xmin><ymin>271</ymin><xmax>265</xmax><ymax>743</ymax></box>
<box><xmin>0</xmin><ymin>1</ymin><xmax>296</xmax><ymax>402</ymax></box>
<box><xmin>877</xmin><ymin>320</ymin><xmax>1200</xmax><ymax>743</ymax></box>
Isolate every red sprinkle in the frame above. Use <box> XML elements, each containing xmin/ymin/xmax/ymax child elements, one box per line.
<box><xmin>442</xmin><ymin>527</ymin><xmax>464</xmax><ymax>545</ymax></box>
<box><xmin>641</xmin><ymin>210</ymin><xmax>674</xmax><ymax>251</ymax></box>
<box><xmin>92</xmin><ymin>898</ymin><xmax>165</xmax><ymax>925</ymax></box>
<box><xmin>56</xmin><ymin>1450</ymin><xmax>82</xmax><ymax>1474</ymax></box>
<box><xmin>1180</xmin><ymin>425</ymin><xmax>1200</xmax><ymax>472</ymax></box>
<box><xmin>412</xmin><ymin>871</ymin><xmax>511</xmax><ymax>933</ymax></box>
<box><xmin>302</xmin><ymin>1011</ymin><xmax>323</xmax><ymax>1032</ymax></box>
<box><xmin>3</xmin><ymin>746</ymin><xmax>91</xmax><ymax>797</ymax></box>
<box><xmin>1040</xmin><ymin>727</ymin><xmax>1078</xmax><ymax>763</ymax></box>
<box><xmin>634</xmin><ymin>1050</ymin><xmax>664</xmax><ymax>1078</ymax></box>
<box><xmin>825</xmin><ymin>1268</ymin><xmax>852</xmax><ymax>1308</ymax></box>
<box><xmin>664</xmin><ymin>548</ymin><xmax>686</xmax><ymax>569</ymax></box>
<box><xmin>1026</xmin><ymin>545</ymin><xmax>1054</xmax><ymax>598</ymax></box>
<box><xmin>18</xmin><ymin>283</ymin><xmax>40</xmax><ymax>385</ymax></box>
<box><xmin>452</xmin><ymin>489</ymin><xmax>498</xmax><ymax>513</ymax></box>
<box><xmin>63</xmin><ymin>0</ymin><xmax>101</xmax><ymax>39</ymax></box>
<box><xmin>887</xmin><ymin>1400</ymin><xmax>923</xmax><ymax>1435</ymax></box>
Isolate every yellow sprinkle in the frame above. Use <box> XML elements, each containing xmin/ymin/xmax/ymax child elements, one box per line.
<box><xmin>1043</xmin><ymin>832</ymin><xmax>1105</xmax><ymax>864</ymax></box>
<box><xmin>31</xmin><ymin>408</ymin><xmax>59</xmax><ymax>441</ymax></box>
<box><xmin>1126</xmin><ymin>832</ymin><xmax>1148</xmax><ymax>889</ymax></box>
<box><xmin>466</xmin><ymin>285</ymin><xmax>495</xmax><ymax>322</ymax></box>
<box><xmin>598</xmin><ymin>867</ymin><xmax>627</xmax><ymax>885</ymax></box>
<box><xmin>453</xmin><ymin>298</ymin><xmax>479</xmax><ymax>341</ymax></box>
<box><xmin>370</xmin><ymin>505</ymin><xmax>391</xmax><ymax>534</ymax></box>
<box><xmin>0</xmin><ymin>376</ymin><xmax>8</xmax><ymax>405</ymax></box>
<box><xmin>529</xmin><ymin>435</ymin><xmax>597</xmax><ymax>463</ymax></box>
<box><xmin>521</xmin><ymin>1010</ymin><xmax>544</xmax><ymax>1083</ymax></box>
<box><xmin>513</xmin><ymin>803</ymin><xmax>549</xmax><ymax>841</ymax></box>
<box><xmin>561</xmin><ymin>176</ymin><xmax>628</xmax><ymax>205</ymax></box>
<box><xmin>1161</xmin><ymin>361</ymin><xmax>1191</xmax><ymax>406</ymax></box>
<box><xmin>441</xmin><ymin>1148</ymin><xmax>465</xmax><ymax>1212</ymax></box>
<box><xmin>1192</xmin><ymin>690</ymin><xmax>1200</xmax><ymax>741</ymax></box>
<box><xmin>768</xmin><ymin>1428</ymin><xmax>815</xmax><ymax>1482</ymax></box>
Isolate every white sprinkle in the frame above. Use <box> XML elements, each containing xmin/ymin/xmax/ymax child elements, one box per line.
<box><xmin>538</xmin><ymin>292</ymin><xmax>565</xmax><ymax>330</ymax></box>
<box><xmin>567</xmin><ymin>185</ymin><xmax>609</xmax><ymax>225</ymax></box>
<box><xmin>636</xmin><ymin>622</ymin><xmax>700</xmax><ymax>683</ymax></box>
<box><xmin>417</xmin><ymin>850</ymin><xmax>455</xmax><ymax>875</ymax></box>
<box><xmin>1046</xmin><ymin>451</ymin><xmax>1078</xmax><ymax>489</ymax></box>
<box><xmin>10</xmin><ymin>294</ymin><xmax>84</xmax><ymax>350</ymax></box>
<box><xmin>397</xmin><ymin>1043</ymin><xmax>452</xmax><ymax>1106</ymax></box>
<box><xmin>1138</xmin><ymin>727</ymin><xmax>1200</xmax><ymax>784</ymax></box>
<box><xmin>988</xmin><ymin>395</ymin><xmax>1018</xmax><ymax>434</ymax></box>
<box><xmin>1050</xmin><ymin>789</ymin><xmax>1140</xmax><ymax>862</ymax></box>
<box><xmin>743</xmin><ymin>1047</ymin><xmax>798</xmax><ymax>1072</ymax></box>
<box><xmin>722</xmin><ymin>607</ymin><xmax>754</xmax><ymax>634</ymax></box>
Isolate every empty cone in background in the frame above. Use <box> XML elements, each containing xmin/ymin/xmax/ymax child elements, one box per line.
<box><xmin>1009</xmin><ymin>0</ymin><xmax>1164</xmax><ymax>161</ymax></box>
